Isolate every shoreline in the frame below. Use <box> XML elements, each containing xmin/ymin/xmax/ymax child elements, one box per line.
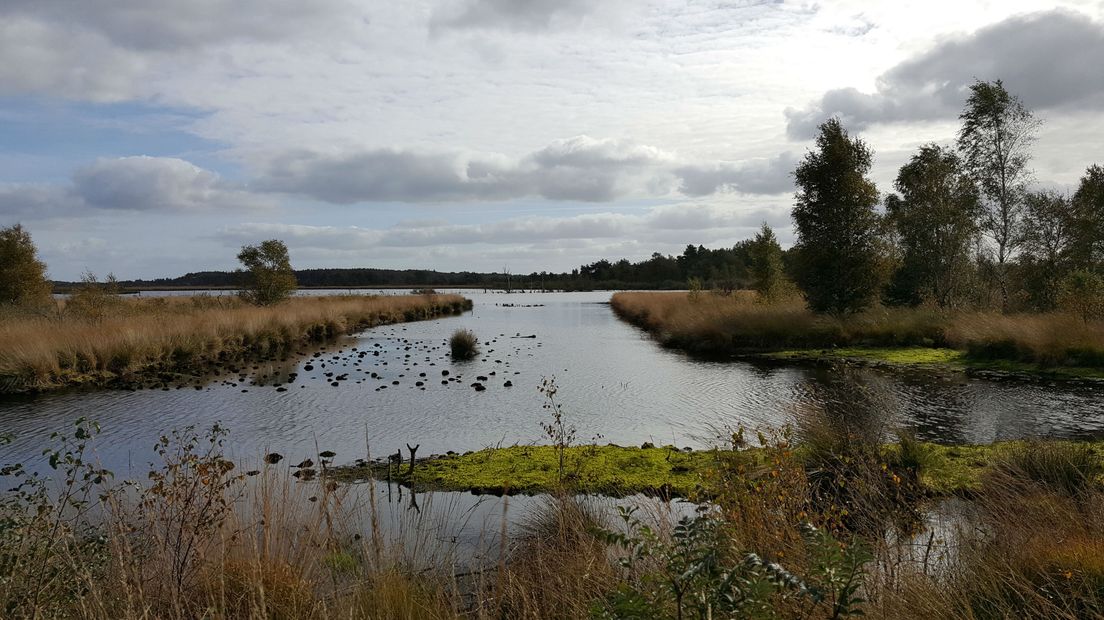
<box><xmin>0</xmin><ymin>294</ymin><xmax>472</xmax><ymax>395</ymax></box>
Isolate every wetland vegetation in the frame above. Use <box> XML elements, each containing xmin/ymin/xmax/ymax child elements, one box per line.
<box><xmin>610</xmin><ymin>291</ymin><xmax>1104</xmax><ymax>379</ymax></box>
<box><xmin>0</xmin><ymin>293</ymin><xmax>470</xmax><ymax>394</ymax></box>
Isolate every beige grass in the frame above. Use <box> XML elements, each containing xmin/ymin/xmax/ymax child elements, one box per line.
<box><xmin>610</xmin><ymin>291</ymin><xmax>1104</xmax><ymax>368</ymax></box>
<box><xmin>0</xmin><ymin>294</ymin><xmax>470</xmax><ymax>392</ymax></box>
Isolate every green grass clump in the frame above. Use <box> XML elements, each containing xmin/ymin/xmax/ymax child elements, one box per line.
<box><xmin>337</xmin><ymin>445</ymin><xmax>717</xmax><ymax>496</ymax></box>
<box><xmin>995</xmin><ymin>440</ymin><xmax>1104</xmax><ymax>496</ymax></box>
<box><xmin>449</xmin><ymin>328</ymin><xmax>479</xmax><ymax>360</ymax></box>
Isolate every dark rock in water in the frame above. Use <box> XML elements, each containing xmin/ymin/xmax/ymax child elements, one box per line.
<box><xmin>276</xmin><ymin>387</ymin><xmax>287</xmax><ymax>392</ymax></box>
<box><xmin>476</xmin><ymin>375</ymin><xmax>488</xmax><ymax>381</ymax></box>
<box><xmin>264</xmin><ymin>453</ymin><xmax>284</xmax><ymax>464</ymax></box>
<box><xmin>392</xmin><ymin>380</ymin><xmax>400</xmax><ymax>385</ymax></box>
<box><xmin>415</xmin><ymin>381</ymin><xmax>424</xmax><ymax>386</ymax></box>
<box><xmin>304</xmin><ymin>364</ymin><xmax>314</xmax><ymax>371</ymax></box>
<box><xmin>471</xmin><ymin>382</ymin><xmax>486</xmax><ymax>391</ymax></box>
<box><xmin>319</xmin><ymin>450</ymin><xmax>336</xmax><ymax>458</ymax></box>
<box><xmin>442</xmin><ymin>370</ymin><xmax>449</xmax><ymax>376</ymax></box>
<box><xmin>503</xmin><ymin>381</ymin><xmax>513</xmax><ymax>387</ymax></box>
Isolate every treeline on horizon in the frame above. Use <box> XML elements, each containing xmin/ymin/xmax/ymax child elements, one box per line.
<box><xmin>52</xmin><ymin>245</ymin><xmax>760</xmax><ymax>293</ymax></box>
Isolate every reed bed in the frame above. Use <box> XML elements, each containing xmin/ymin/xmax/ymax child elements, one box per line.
<box><xmin>610</xmin><ymin>291</ymin><xmax>1104</xmax><ymax>370</ymax></box>
<box><xmin>0</xmin><ymin>293</ymin><xmax>470</xmax><ymax>393</ymax></box>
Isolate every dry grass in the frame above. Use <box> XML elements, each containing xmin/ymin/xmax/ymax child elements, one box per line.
<box><xmin>0</xmin><ymin>293</ymin><xmax>470</xmax><ymax>393</ymax></box>
<box><xmin>611</xmin><ymin>291</ymin><xmax>1104</xmax><ymax>369</ymax></box>
<box><xmin>4</xmin><ymin>418</ymin><xmax>1104</xmax><ymax>618</ymax></box>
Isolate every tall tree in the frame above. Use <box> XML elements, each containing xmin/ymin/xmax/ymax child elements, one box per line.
<box><xmin>956</xmin><ymin>79</ymin><xmax>1040</xmax><ymax>309</ymax></box>
<box><xmin>237</xmin><ymin>239</ymin><xmax>297</xmax><ymax>305</ymax></box>
<box><xmin>1071</xmin><ymin>164</ymin><xmax>1104</xmax><ymax>270</ymax></box>
<box><xmin>884</xmin><ymin>145</ymin><xmax>980</xmax><ymax>308</ymax></box>
<box><xmin>749</xmin><ymin>223</ymin><xmax>787</xmax><ymax>302</ymax></box>
<box><xmin>792</xmin><ymin>118</ymin><xmax>885</xmax><ymax>314</ymax></box>
<box><xmin>1019</xmin><ymin>190</ymin><xmax>1077</xmax><ymax>309</ymax></box>
<box><xmin>0</xmin><ymin>224</ymin><xmax>51</xmax><ymax>306</ymax></box>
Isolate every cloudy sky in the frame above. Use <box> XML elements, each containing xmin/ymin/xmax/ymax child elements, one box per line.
<box><xmin>2</xmin><ymin>0</ymin><xmax>1103</xmax><ymax>279</ymax></box>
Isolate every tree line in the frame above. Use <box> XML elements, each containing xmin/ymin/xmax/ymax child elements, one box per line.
<box><xmin>787</xmin><ymin>79</ymin><xmax>1104</xmax><ymax>319</ymax></box>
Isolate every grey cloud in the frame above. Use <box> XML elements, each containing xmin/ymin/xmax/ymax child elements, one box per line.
<box><xmin>0</xmin><ymin>157</ymin><xmax>270</xmax><ymax>219</ymax></box>
<box><xmin>0</xmin><ymin>17</ymin><xmax>144</xmax><ymax>101</ymax></box>
<box><xmin>429</xmin><ymin>0</ymin><xmax>600</xmax><ymax>33</ymax></box>
<box><xmin>258</xmin><ymin>136</ymin><xmax>791</xmax><ymax>204</ymax></box>
<box><xmin>72</xmin><ymin>157</ymin><xmax>270</xmax><ymax>211</ymax></box>
<box><xmin>1</xmin><ymin>0</ymin><xmax>356</xmax><ymax>51</ymax></box>
<box><xmin>786</xmin><ymin>10</ymin><xmax>1104</xmax><ymax>139</ymax></box>
<box><xmin>0</xmin><ymin>0</ymin><xmax>357</xmax><ymax>99</ymax></box>
<box><xmin>675</xmin><ymin>152</ymin><xmax>798</xmax><ymax>196</ymax></box>
<box><xmin>0</xmin><ymin>184</ymin><xmax>79</xmax><ymax>220</ymax></box>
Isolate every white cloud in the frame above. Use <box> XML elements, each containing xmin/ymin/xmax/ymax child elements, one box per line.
<box><xmin>786</xmin><ymin>9</ymin><xmax>1104</xmax><ymax>138</ymax></box>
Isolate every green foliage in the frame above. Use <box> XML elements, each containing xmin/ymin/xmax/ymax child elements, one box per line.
<box><xmin>884</xmin><ymin>144</ymin><xmax>980</xmax><ymax>308</ymax></box>
<box><xmin>1058</xmin><ymin>269</ymin><xmax>1104</xmax><ymax>323</ymax></box>
<box><xmin>65</xmin><ymin>270</ymin><xmax>121</xmax><ymax>322</ymax></box>
<box><xmin>595</xmin><ymin>508</ymin><xmax>871</xmax><ymax>619</ymax></box>
<box><xmin>749</xmin><ymin>223</ymin><xmax>789</xmax><ymax>303</ymax></box>
<box><xmin>0</xmin><ymin>224</ymin><xmax>51</xmax><ymax>307</ymax></box>
<box><xmin>448</xmin><ymin>328</ymin><xmax>479</xmax><ymax>360</ymax></box>
<box><xmin>792</xmin><ymin>118</ymin><xmax>886</xmax><ymax>315</ymax></box>
<box><xmin>1071</xmin><ymin>164</ymin><xmax>1104</xmax><ymax>269</ymax></box>
<box><xmin>957</xmin><ymin>79</ymin><xmax>1039</xmax><ymax>308</ymax></box>
<box><xmin>236</xmin><ymin>239</ymin><xmax>297</xmax><ymax>306</ymax></box>
<box><xmin>1020</xmin><ymin>190</ymin><xmax>1078</xmax><ymax>309</ymax></box>
<box><xmin>686</xmin><ymin>277</ymin><xmax>704</xmax><ymax>302</ymax></box>
<box><xmin>0</xmin><ymin>418</ymin><xmax>113</xmax><ymax>618</ymax></box>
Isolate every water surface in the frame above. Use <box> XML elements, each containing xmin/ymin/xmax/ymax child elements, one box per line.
<box><xmin>2</xmin><ymin>291</ymin><xmax>1102</xmax><ymax>475</ymax></box>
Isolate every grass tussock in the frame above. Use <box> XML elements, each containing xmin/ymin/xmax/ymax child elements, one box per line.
<box><xmin>0</xmin><ymin>293</ymin><xmax>470</xmax><ymax>393</ymax></box>
<box><xmin>449</xmin><ymin>328</ymin><xmax>479</xmax><ymax>360</ymax></box>
<box><xmin>610</xmin><ymin>291</ymin><xmax>1104</xmax><ymax>373</ymax></box>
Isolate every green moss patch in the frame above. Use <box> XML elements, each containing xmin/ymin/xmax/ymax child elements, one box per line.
<box><xmin>769</xmin><ymin>346</ymin><xmax>964</xmax><ymax>366</ymax></box>
<box><xmin>331</xmin><ymin>440</ymin><xmax>1104</xmax><ymax>498</ymax></box>
<box><xmin>765</xmin><ymin>346</ymin><xmax>1104</xmax><ymax>381</ymax></box>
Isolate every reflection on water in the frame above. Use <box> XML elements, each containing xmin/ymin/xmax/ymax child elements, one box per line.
<box><xmin>1</xmin><ymin>291</ymin><xmax>1102</xmax><ymax>476</ymax></box>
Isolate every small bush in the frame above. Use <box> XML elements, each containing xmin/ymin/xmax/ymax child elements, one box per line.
<box><xmin>449</xmin><ymin>329</ymin><xmax>478</xmax><ymax>360</ymax></box>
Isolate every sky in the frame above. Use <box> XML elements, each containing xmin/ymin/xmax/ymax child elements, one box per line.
<box><xmin>2</xmin><ymin>1</ymin><xmax>1103</xmax><ymax>280</ymax></box>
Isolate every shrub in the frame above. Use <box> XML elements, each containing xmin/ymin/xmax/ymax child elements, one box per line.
<box><xmin>449</xmin><ymin>329</ymin><xmax>478</xmax><ymax>360</ymax></box>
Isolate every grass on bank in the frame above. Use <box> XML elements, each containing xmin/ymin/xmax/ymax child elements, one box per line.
<box><xmin>610</xmin><ymin>291</ymin><xmax>1104</xmax><ymax>377</ymax></box>
<box><xmin>329</xmin><ymin>439</ymin><xmax>1104</xmax><ymax>498</ymax></box>
<box><xmin>0</xmin><ymin>293</ymin><xmax>471</xmax><ymax>393</ymax></box>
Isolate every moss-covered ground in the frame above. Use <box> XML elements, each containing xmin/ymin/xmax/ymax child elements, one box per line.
<box><xmin>330</xmin><ymin>440</ymin><xmax>1104</xmax><ymax>498</ymax></box>
<box><xmin>765</xmin><ymin>346</ymin><xmax>1104</xmax><ymax>380</ymax></box>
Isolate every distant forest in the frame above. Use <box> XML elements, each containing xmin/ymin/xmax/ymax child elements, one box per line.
<box><xmin>54</xmin><ymin>243</ymin><xmax>765</xmax><ymax>292</ymax></box>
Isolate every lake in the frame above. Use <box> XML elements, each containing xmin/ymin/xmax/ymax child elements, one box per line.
<box><xmin>2</xmin><ymin>290</ymin><xmax>1102</xmax><ymax>477</ymax></box>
